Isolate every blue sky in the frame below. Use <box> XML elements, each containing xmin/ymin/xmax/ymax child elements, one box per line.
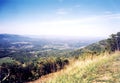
<box><xmin>0</xmin><ymin>0</ymin><xmax>120</xmax><ymax>37</ymax></box>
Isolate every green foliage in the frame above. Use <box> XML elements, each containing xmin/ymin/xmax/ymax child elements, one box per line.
<box><xmin>0</xmin><ymin>57</ymin><xmax>69</xmax><ymax>83</ymax></box>
<box><xmin>72</xmin><ymin>32</ymin><xmax>120</xmax><ymax>58</ymax></box>
<box><xmin>0</xmin><ymin>57</ymin><xmax>16</xmax><ymax>65</ymax></box>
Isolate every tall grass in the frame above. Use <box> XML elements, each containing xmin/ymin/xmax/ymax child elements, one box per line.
<box><xmin>45</xmin><ymin>51</ymin><xmax>120</xmax><ymax>83</ymax></box>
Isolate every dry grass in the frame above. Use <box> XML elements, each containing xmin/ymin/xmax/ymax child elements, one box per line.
<box><xmin>29</xmin><ymin>51</ymin><xmax>120</xmax><ymax>83</ymax></box>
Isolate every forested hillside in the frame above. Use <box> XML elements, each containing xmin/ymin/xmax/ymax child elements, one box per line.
<box><xmin>71</xmin><ymin>32</ymin><xmax>120</xmax><ymax>58</ymax></box>
<box><xmin>0</xmin><ymin>32</ymin><xmax>120</xmax><ymax>83</ymax></box>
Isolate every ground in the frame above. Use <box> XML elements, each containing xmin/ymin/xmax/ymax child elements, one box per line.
<box><xmin>28</xmin><ymin>52</ymin><xmax>120</xmax><ymax>83</ymax></box>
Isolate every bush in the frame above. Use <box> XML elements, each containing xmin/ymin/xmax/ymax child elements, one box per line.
<box><xmin>0</xmin><ymin>57</ymin><xmax>69</xmax><ymax>82</ymax></box>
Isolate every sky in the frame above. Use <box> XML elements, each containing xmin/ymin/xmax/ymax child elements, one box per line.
<box><xmin>0</xmin><ymin>0</ymin><xmax>120</xmax><ymax>38</ymax></box>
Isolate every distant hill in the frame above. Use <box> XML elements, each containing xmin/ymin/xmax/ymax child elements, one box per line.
<box><xmin>71</xmin><ymin>32</ymin><xmax>120</xmax><ymax>58</ymax></box>
<box><xmin>0</xmin><ymin>34</ymin><xmax>98</xmax><ymax>61</ymax></box>
<box><xmin>0</xmin><ymin>34</ymin><xmax>47</xmax><ymax>59</ymax></box>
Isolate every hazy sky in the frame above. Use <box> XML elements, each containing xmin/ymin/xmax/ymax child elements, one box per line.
<box><xmin>0</xmin><ymin>0</ymin><xmax>120</xmax><ymax>38</ymax></box>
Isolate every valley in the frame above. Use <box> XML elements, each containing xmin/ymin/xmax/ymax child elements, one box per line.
<box><xmin>0</xmin><ymin>32</ymin><xmax>120</xmax><ymax>83</ymax></box>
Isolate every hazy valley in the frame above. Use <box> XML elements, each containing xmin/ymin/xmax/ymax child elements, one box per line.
<box><xmin>0</xmin><ymin>32</ymin><xmax>120</xmax><ymax>83</ymax></box>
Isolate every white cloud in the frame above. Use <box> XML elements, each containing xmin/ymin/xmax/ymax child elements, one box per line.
<box><xmin>55</xmin><ymin>4</ymin><xmax>80</xmax><ymax>15</ymax></box>
<box><xmin>104</xmin><ymin>11</ymin><xmax>112</xmax><ymax>14</ymax></box>
<box><xmin>56</xmin><ymin>8</ymin><xmax>68</xmax><ymax>15</ymax></box>
<box><xmin>0</xmin><ymin>13</ymin><xmax>120</xmax><ymax>37</ymax></box>
<box><xmin>56</xmin><ymin>5</ymin><xmax>80</xmax><ymax>15</ymax></box>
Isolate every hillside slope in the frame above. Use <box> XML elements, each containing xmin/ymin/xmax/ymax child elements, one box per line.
<box><xmin>29</xmin><ymin>52</ymin><xmax>120</xmax><ymax>83</ymax></box>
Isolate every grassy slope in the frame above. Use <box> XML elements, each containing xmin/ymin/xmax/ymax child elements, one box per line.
<box><xmin>30</xmin><ymin>52</ymin><xmax>120</xmax><ymax>83</ymax></box>
<box><xmin>30</xmin><ymin>51</ymin><xmax>120</xmax><ymax>83</ymax></box>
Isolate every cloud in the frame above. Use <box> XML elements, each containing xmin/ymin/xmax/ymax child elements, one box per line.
<box><xmin>104</xmin><ymin>11</ymin><xmax>112</xmax><ymax>14</ymax></box>
<box><xmin>0</xmin><ymin>13</ymin><xmax>120</xmax><ymax>37</ymax></box>
<box><xmin>55</xmin><ymin>4</ymin><xmax>81</xmax><ymax>15</ymax></box>
<box><xmin>56</xmin><ymin>8</ymin><xmax>68</xmax><ymax>15</ymax></box>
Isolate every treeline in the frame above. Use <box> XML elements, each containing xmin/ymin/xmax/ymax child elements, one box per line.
<box><xmin>0</xmin><ymin>57</ymin><xmax>69</xmax><ymax>83</ymax></box>
<box><xmin>67</xmin><ymin>32</ymin><xmax>120</xmax><ymax>59</ymax></box>
<box><xmin>107</xmin><ymin>32</ymin><xmax>120</xmax><ymax>52</ymax></box>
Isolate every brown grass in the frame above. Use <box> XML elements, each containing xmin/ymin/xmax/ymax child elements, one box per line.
<box><xmin>28</xmin><ymin>51</ymin><xmax>120</xmax><ymax>83</ymax></box>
